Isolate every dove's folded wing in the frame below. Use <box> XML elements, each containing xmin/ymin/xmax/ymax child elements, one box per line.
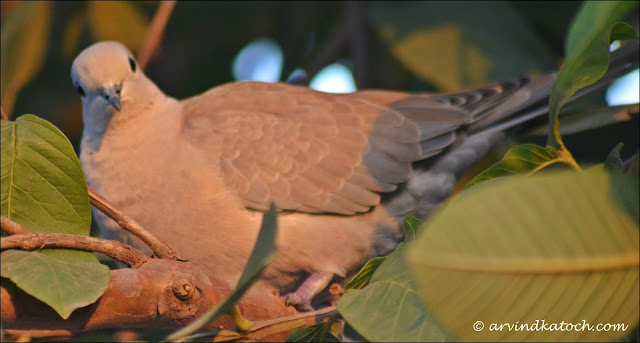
<box><xmin>180</xmin><ymin>81</ymin><xmax>532</xmax><ymax>215</ymax></box>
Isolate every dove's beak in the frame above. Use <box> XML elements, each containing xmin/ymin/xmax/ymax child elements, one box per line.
<box><xmin>102</xmin><ymin>84</ymin><xmax>122</xmax><ymax>111</ymax></box>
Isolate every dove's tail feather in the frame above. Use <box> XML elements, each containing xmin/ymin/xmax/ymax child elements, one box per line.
<box><xmin>381</xmin><ymin>41</ymin><xmax>639</xmax><ymax>225</ymax></box>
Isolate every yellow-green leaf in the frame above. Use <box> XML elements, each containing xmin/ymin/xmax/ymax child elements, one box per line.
<box><xmin>465</xmin><ymin>144</ymin><xmax>566</xmax><ymax>189</ymax></box>
<box><xmin>0</xmin><ymin>1</ymin><xmax>52</xmax><ymax>115</ymax></box>
<box><xmin>407</xmin><ymin>171</ymin><xmax>639</xmax><ymax>342</ymax></box>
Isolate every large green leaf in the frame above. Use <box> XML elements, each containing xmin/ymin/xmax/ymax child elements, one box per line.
<box><xmin>0</xmin><ymin>114</ymin><xmax>109</xmax><ymax>319</ymax></box>
<box><xmin>0</xmin><ymin>1</ymin><xmax>52</xmax><ymax>115</ymax></box>
<box><xmin>337</xmin><ymin>243</ymin><xmax>450</xmax><ymax>342</ymax></box>
<box><xmin>407</xmin><ymin>171</ymin><xmax>639</xmax><ymax>342</ymax></box>
<box><xmin>548</xmin><ymin>1</ymin><xmax>638</xmax><ymax>148</ymax></box>
<box><xmin>465</xmin><ymin>144</ymin><xmax>566</xmax><ymax>189</ymax></box>
<box><xmin>368</xmin><ymin>1</ymin><xmax>556</xmax><ymax>91</ymax></box>
<box><xmin>167</xmin><ymin>205</ymin><xmax>279</xmax><ymax>341</ymax></box>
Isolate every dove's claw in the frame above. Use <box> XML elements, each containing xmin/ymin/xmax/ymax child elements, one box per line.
<box><xmin>284</xmin><ymin>272</ymin><xmax>334</xmax><ymax>312</ymax></box>
<box><xmin>285</xmin><ymin>293</ymin><xmax>315</xmax><ymax>312</ymax></box>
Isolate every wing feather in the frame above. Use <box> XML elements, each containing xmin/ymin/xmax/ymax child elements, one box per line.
<box><xmin>180</xmin><ymin>81</ymin><xmax>510</xmax><ymax>214</ymax></box>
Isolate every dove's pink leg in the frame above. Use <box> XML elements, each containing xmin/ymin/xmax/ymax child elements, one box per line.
<box><xmin>285</xmin><ymin>272</ymin><xmax>334</xmax><ymax>311</ymax></box>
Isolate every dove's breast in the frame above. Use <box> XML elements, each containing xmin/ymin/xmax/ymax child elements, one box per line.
<box><xmin>79</xmin><ymin>92</ymin><xmax>403</xmax><ymax>290</ymax></box>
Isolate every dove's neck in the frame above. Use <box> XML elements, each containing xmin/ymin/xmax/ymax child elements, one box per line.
<box><xmin>81</xmin><ymin>76</ymin><xmax>170</xmax><ymax>152</ymax></box>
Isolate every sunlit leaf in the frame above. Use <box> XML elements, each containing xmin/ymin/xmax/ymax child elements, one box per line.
<box><xmin>407</xmin><ymin>171</ymin><xmax>639</xmax><ymax>342</ymax></box>
<box><xmin>0</xmin><ymin>1</ymin><xmax>52</xmax><ymax>115</ymax></box>
<box><xmin>0</xmin><ymin>114</ymin><xmax>109</xmax><ymax>319</ymax></box>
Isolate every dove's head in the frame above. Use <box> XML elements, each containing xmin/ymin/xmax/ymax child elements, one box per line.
<box><xmin>71</xmin><ymin>41</ymin><xmax>142</xmax><ymax>112</ymax></box>
<box><xmin>72</xmin><ymin>41</ymin><xmax>162</xmax><ymax>148</ymax></box>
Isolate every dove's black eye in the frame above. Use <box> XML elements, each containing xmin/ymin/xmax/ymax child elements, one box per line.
<box><xmin>75</xmin><ymin>83</ymin><xmax>85</xmax><ymax>97</ymax></box>
<box><xmin>129</xmin><ymin>57</ymin><xmax>136</xmax><ymax>72</ymax></box>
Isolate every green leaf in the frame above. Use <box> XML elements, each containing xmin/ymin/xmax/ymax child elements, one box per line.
<box><xmin>88</xmin><ymin>1</ymin><xmax>149</xmax><ymax>53</ymax></box>
<box><xmin>368</xmin><ymin>1</ymin><xmax>556</xmax><ymax>91</ymax></box>
<box><xmin>1</xmin><ymin>250</ymin><xmax>110</xmax><ymax>319</ymax></box>
<box><xmin>609</xmin><ymin>172</ymin><xmax>639</xmax><ymax>223</ymax></box>
<box><xmin>337</xmin><ymin>243</ymin><xmax>450</xmax><ymax>342</ymax></box>
<box><xmin>1</xmin><ymin>114</ymin><xmax>109</xmax><ymax>319</ymax></box>
<box><xmin>604</xmin><ymin>142</ymin><xmax>625</xmax><ymax>172</ymax></box>
<box><xmin>403</xmin><ymin>215</ymin><xmax>423</xmax><ymax>243</ymax></box>
<box><xmin>287</xmin><ymin>320</ymin><xmax>342</xmax><ymax>342</ymax></box>
<box><xmin>465</xmin><ymin>144</ymin><xmax>565</xmax><ymax>189</ymax></box>
<box><xmin>342</xmin><ymin>217</ymin><xmax>423</xmax><ymax>291</ymax></box>
<box><xmin>406</xmin><ymin>171</ymin><xmax>639</xmax><ymax>342</ymax></box>
<box><xmin>343</xmin><ymin>256</ymin><xmax>386</xmax><ymax>291</ymax></box>
<box><xmin>548</xmin><ymin>1</ymin><xmax>638</xmax><ymax>149</ymax></box>
<box><xmin>609</xmin><ymin>22</ymin><xmax>640</xmax><ymax>42</ymax></box>
<box><xmin>0</xmin><ymin>1</ymin><xmax>52</xmax><ymax>115</ymax></box>
<box><xmin>167</xmin><ymin>204</ymin><xmax>279</xmax><ymax>341</ymax></box>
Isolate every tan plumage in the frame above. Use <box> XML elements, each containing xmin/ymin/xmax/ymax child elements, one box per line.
<box><xmin>71</xmin><ymin>41</ymin><xmax>637</xmax><ymax>295</ymax></box>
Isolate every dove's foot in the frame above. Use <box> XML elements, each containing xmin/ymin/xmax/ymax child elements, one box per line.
<box><xmin>285</xmin><ymin>272</ymin><xmax>334</xmax><ymax>312</ymax></box>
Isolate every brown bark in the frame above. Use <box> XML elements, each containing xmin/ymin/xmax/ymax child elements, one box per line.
<box><xmin>1</xmin><ymin>259</ymin><xmax>300</xmax><ymax>341</ymax></box>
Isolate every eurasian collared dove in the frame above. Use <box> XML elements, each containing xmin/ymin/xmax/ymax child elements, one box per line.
<box><xmin>72</xmin><ymin>41</ymin><xmax>638</xmax><ymax>309</ymax></box>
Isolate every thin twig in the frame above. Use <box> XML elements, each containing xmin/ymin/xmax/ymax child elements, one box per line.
<box><xmin>137</xmin><ymin>0</ymin><xmax>177</xmax><ymax>70</ymax></box>
<box><xmin>299</xmin><ymin>10</ymin><xmax>349</xmax><ymax>85</ymax></box>
<box><xmin>88</xmin><ymin>186</ymin><xmax>182</xmax><ymax>261</ymax></box>
<box><xmin>346</xmin><ymin>1</ymin><xmax>368</xmax><ymax>88</ymax></box>
<box><xmin>185</xmin><ymin>306</ymin><xmax>340</xmax><ymax>342</ymax></box>
<box><xmin>0</xmin><ymin>216</ymin><xmax>30</xmax><ymax>235</ymax></box>
<box><xmin>1</xmin><ymin>106</ymin><xmax>9</xmax><ymax>121</ymax></box>
<box><xmin>1</xmin><ymin>217</ymin><xmax>149</xmax><ymax>267</ymax></box>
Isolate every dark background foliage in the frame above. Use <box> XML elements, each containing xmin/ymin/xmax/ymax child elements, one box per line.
<box><xmin>1</xmin><ymin>0</ymin><xmax>638</xmax><ymax>172</ymax></box>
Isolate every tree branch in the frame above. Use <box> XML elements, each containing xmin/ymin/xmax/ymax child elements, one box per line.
<box><xmin>1</xmin><ymin>260</ymin><xmax>299</xmax><ymax>341</ymax></box>
<box><xmin>0</xmin><ymin>216</ymin><xmax>30</xmax><ymax>235</ymax></box>
<box><xmin>1</xmin><ymin>106</ymin><xmax>9</xmax><ymax>121</ymax></box>
<box><xmin>137</xmin><ymin>0</ymin><xmax>177</xmax><ymax>70</ymax></box>
<box><xmin>1</xmin><ymin>216</ymin><xmax>149</xmax><ymax>267</ymax></box>
<box><xmin>88</xmin><ymin>187</ymin><xmax>182</xmax><ymax>261</ymax></box>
